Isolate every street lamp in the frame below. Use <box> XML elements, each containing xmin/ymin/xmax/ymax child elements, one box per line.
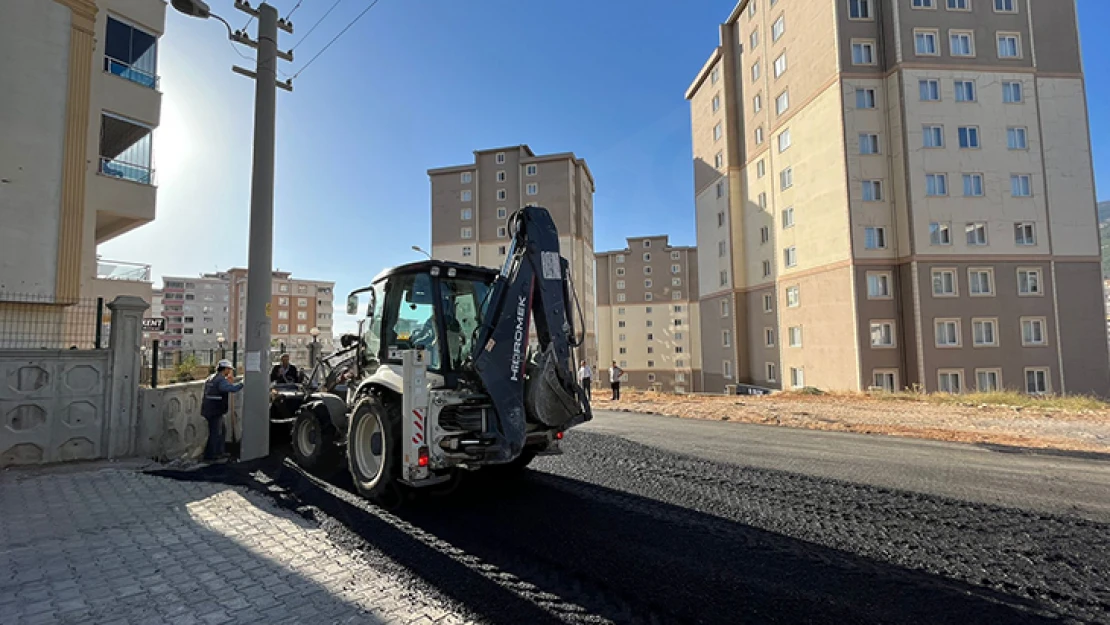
<box><xmin>411</xmin><ymin>245</ymin><xmax>432</xmax><ymax>259</ymax></box>
<box><xmin>217</xmin><ymin>332</ymin><xmax>226</xmax><ymax>359</ymax></box>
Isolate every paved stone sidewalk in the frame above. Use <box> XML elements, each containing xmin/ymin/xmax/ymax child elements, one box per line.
<box><xmin>0</xmin><ymin>465</ymin><xmax>477</xmax><ymax>624</ymax></box>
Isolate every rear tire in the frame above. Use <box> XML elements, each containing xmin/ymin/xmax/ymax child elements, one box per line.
<box><xmin>291</xmin><ymin>404</ymin><xmax>340</xmax><ymax>476</ymax></box>
<box><xmin>346</xmin><ymin>396</ymin><xmax>403</xmax><ymax>506</ymax></box>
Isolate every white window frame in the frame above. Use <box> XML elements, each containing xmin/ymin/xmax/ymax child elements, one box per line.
<box><xmin>753</xmin><ymin>93</ymin><xmax>763</xmax><ymax>113</ymax></box>
<box><xmin>1024</xmin><ymin>368</ymin><xmax>1050</xmax><ymax>394</ymax></box>
<box><xmin>1017</xmin><ymin>268</ymin><xmax>1043</xmax><ymax>296</ymax></box>
<box><xmin>972</xmin><ymin>318</ymin><xmax>998</xmax><ymax>347</ymax></box>
<box><xmin>870</xmin><ymin>320</ymin><xmax>896</xmax><ymax>348</ymax></box>
<box><xmin>772</xmin><ymin>15</ymin><xmax>785</xmax><ymax>41</ymax></box>
<box><xmin>1007</xmin><ymin>127</ymin><xmax>1028</xmax><ymax>150</ymax></box>
<box><xmin>755</xmin><ymin>127</ymin><xmax>764</xmax><ymax>145</ymax></box>
<box><xmin>938</xmin><ymin>369</ymin><xmax>964</xmax><ymax>394</ymax></box>
<box><xmin>860</xmin><ymin>133</ymin><xmax>880</xmax><ymax>155</ymax></box>
<box><xmin>778</xmin><ymin>128</ymin><xmax>792</xmax><ymax>152</ymax></box>
<box><xmin>873</xmin><ymin>370</ymin><xmax>898</xmax><ymax>392</ymax></box>
<box><xmin>963</xmin><ymin>173</ymin><xmax>984</xmax><ymax>197</ymax></box>
<box><xmin>932</xmin><ymin>268</ymin><xmax>958</xmax><ymax>297</ymax></box>
<box><xmin>851</xmin><ymin>40</ymin><xmax>877</xmax><ymax>65</ymax></box>
<box><xmin>867</xmin><ymin>271</ymin><xmax>892</xmax><ymax>299</ymax></box>
<box><xmin>935</xmin><ymin>319</ymin><xmax>961</xmax><ymax>347</ymax></box>
<box><xmin>849</xmin><ymin>0</ymin><xmax>874</xmax><ymax>20</ymax></box>
<box><xmin>525</xmin><ymin>164</ymin><xmax>537</xmax><ymax>176</ymax></box>
<box><xmin>763</xmin><ymin>294</ymin><xmax>773</xmax><ymax>313</ymax></box>
<box><xmin>784</xmin><ymin>246</ymin><xmax>797</xmax><ymax>268</ymax></box>
<box><xmin>864</xmin><ymin>226</ymin><xmax>887</xmax><ymax>250</ymax></box>
<box><xmin>856</xmin><ymin>88</ymin><xmax>876</xmax><ymax>109</ymax></box>
<box><xmin>997</xmin><ymin>32</ymin><xmax>1022</xmax><ymax>59</ymax></box>
<box><xmin>460</xmin><ymin>172</ymin><xmax>472</xmax><ymax>183</ymax></box>
<box><xmin>976</xmin><ymin>368</ymin><xmax>1002</xmax><ymax>392</ymax></box>
<box><xmin>1002</xmin><ymin>81</ymin><xmax>1024</xmax><ymax>103</ymax></box>
<box><xmin>958</xmin><ymin>126</ymin><xmax>981</xmax><ymax>149</ymax></box>
<box><xmin>495</xmin><ymin>152</ymin><xmax>506</xmax><ymax>164</ymax></box>
<box><xmin>774</xmin><ymin>53</ymin><xmax>788</xmax><ymax>78</ymax></box>
<box><xmin>775</xmin><ymin>91</ymin><xmax>790</xmax><ymax>116</ymax></box>
<box><xmin>782</xmin><ymin>206</ymin><xmax>795</xmax><ymax>228</ymax></box>
<box><xmin>790</xmin><ymin>367</ymin><xmax>805</xmax><ymax>389</ymax></box>
<box><xmin>780</xmin><ymin>167</ymin><xmax>794</xmax><ymax>190</ymax></box>
<box><xmin>930</xmin><ymin>222</ymin><xmax>952</xmax><ymax>246</ymax></box>
<box><xmin>1021</xmin><ymin>317</ymin><xmax>1048</xmax><ymax>346</ymax></box>
<box><xmin>766</xmin><ymin>363</ymin><xmax>777</xmax><ymax>382</ymax></box>
<box><xmin>461</xmin><ymin>190</ymin><xmax>472</xmax><ymax>202</ymax></box>
<box><xmin>1015</xmin><ymin>222</ymin><xmax>1036</xmax><ymax>246</ymax></box>
<box><xmin>788</xmin><ymin>326</ymin><xmax>802</xmax><ymax>348</ymax></box>
<box><xmin>496</xmin><ymin>170</ymin><xmax>506</xmax><ymax>182</ymax></box>
<box><xmin>786</xmin><ymin>285</ymin><xmax>799</xmax><ymax>307</ymax></box>
<box><xmin>526</xmin><ymin>182</ymin><xmax>539</xmax><ymax>196</ymax></box>
<box><xmin>765</xmin><ymin>327</ymin><xmax>775</xmax><ymax>347</ymax></box>
<box><xmin>1011</xmin><ymin>174</ymin><xmax>1032</xmax><ymax>197</ymax></box>
<box><xmin>460</xmin><ymin>227</ymin><xmax>473</xmax><ymax>240</ymax></box>
<box><xmin>949</xmin><ymin>30</ymin><xmax>975</xmax><ymax>57</ymax></box>
<box><xmin>862</xmin><ymin>180</ymin><xmax>883</xmax><ymax>201</ymax></box>
<box><xmin>954</xmin><ymin>80</ymin><xmax>976</xmax><ymax>102</ymax></box>
<box><xmin>757</xmin><ymin>159</ymin><xmax>766</xmax><ymax>178</ymax></box>
<box><xmin>914</xmin><ymin>29</ymin><xmax>939</xmax><ymax>56</ymax></box>
<box><xmin>966</xmin><ymin>222</ymin><xmax>988</xmax><ymax>246</ymax></box>
<box><xmin>994</xmin><ymin>0</ymin><xmax>1016</xmax><ymax>13</ymax></box>
<box><xmin>460</xmin><ymin>208</ymin><xmax>472</xmax><ymax>221</ymax></box>
<box><xmin>920</xmin><ymin>79</ymin><xmax>941</xmax><ymax>102</ymax></box>
<box><xmin>926</xmin><ymin>173</ymin><xmax>948</xmax><ymax>197</ymax></box>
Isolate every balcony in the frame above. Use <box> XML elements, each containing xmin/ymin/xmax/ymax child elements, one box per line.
<box><xmin>93</xmin><ymin>113</ymin><xmax>156</xmax><ymax>244</ymax></box>
<box><xmin>96</xmin><ymin>259</ymin><xmax>151</xmax><ymax>282</ymax></box>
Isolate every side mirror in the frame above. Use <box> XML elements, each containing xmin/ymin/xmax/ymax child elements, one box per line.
<box><xmin>346</xmin><ymin>293</ymin><xmax>359</xmax><ymax>315</ymax></box>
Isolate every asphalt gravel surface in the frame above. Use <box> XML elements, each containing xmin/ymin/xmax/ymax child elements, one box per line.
<box><xmin>154</xmin><ymin>414</ymin><xmax>1110</xmax><ymax>625</ymax></box>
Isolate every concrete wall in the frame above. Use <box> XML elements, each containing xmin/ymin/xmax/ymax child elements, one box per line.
<box><xmin>136</xmin><ymin>380</ymin><xmax>239</xmax><ymax>461</ymax></box>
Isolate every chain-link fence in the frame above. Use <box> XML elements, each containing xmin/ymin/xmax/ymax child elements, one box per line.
<box><xmin>0</xmin><ymin>293</ymin><xmax>106</xmax><ymax>350</ymax></box>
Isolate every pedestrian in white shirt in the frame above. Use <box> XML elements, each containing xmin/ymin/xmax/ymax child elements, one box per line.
<box><xmin>609</xmin><ymin>361</ymin><xmax>624</xmax><ymax>401</ymax></box>
<box><xmin>578</xmin><ymin>360</ymin><xmax>593</xmax><ymax>401</ymax></box>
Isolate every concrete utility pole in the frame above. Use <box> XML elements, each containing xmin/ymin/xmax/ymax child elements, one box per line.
<box><xmin>170</xmin><ymin>0</ymin><xmax>294</xmax><ymax>461</ymax></box>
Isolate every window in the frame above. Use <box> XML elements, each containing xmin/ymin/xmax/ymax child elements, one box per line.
<box><xmin>278</xmin><ymin>324</ymin><xmax>289</xmax><ymax>333</ymax></box>
<box><xmin>461</xmin><ymin>172</ymin><xmax>472</xmax><ymax>183</ymax></box>
<box><xmin>873</xmin><ymin>371</ymin><xmax>898</xmax><ymax>392</ymax></box>
<box><xmin>278</xmin><ymin>296</ymin><xmax>289</xmax><ymax>305</ymax></box>
<box><xmin>757</xmin><ymin>192</ymin><xmax>768</xmax><ymax>210</ymax></box>
<box><xmin>715</xmin><ymin>152</ymin><xmax>724</xmax><ymax>168</ymax></box>
<box><xmin>672</xmin><ymin>291</ymin><xmax>683</xmax><ymax>301</ymax></box>
<box><xmin>496</xmin><ymin>152</ymin><xmax>506</xmax><ymax>164</ymax></box>
<box><xmin>786</xmin><ymin>285</ymin><xmax>799</xmax><ymax>307</ymax></box>
<box><xmin>932</xmin><ymin>269</ymin><xmax>957</xmax><ymax>296</ymax></box>
<box><xmin>930</xmin><ymin>222</ymin><xmax>951</xmax><ymax>246</ymax></box>
<box><xmin>850</xmin><ymin>0</ymin><xmax>873</xmax><ymax>19</ymax></box>
<box><xmin>617</xmin><ymin>294</ymin><xmax>626</xmax><ymax>302</ymax></box>
<box><xmin>997</xmin><ymin>33</ymin><xmax>1021</xmax><ymax>58</ymax></box>
<box><xmin>616</xmin><ymin>267</ymin><xmax>626</xmax><ymax>276</ymax></box>
<box><xmin>860</xmin><ymin>133</ymin><xmax>880</xmax><ymax>155</ymax></box>
<box><xmin>919</xmin><ymin>79</ymin><xmax>941</xmax><ymax>101</ymax></box>
<box><xmin>864</xmin><ymin>227</ymin><xmax>887</xmax><ymax>249</ymax></box>
<box><xmin>724</xmin><ymin>360</ymin><xmax>733</xmax><ymax>379</ymax></box>
<box><xmin>765</xmin><ymin>327</ymin><xmax>775</xmax><ymax>347</ymax></box>
<box><xmin>862</xmin><ymin>180</ymin><xmax>883</xmax><ymax>201</ymax></box>
<box><xmin>1015</xmin><ymin>222</ymin><xmax>1036</xmax><ymax>246</ymax></box>
<box><xmin>297</xmin><ymin>298</ymin><xmax>308</xmax><ymax>308</ymax></box>
<box><xmin>498</xmin><ymin>245</ymin><xmax>507</xmax><ymax>255</ymax></box>
<box><xmin>711</xmin><ymin>66</ymin><xmax>720</xmax><ymax>84</ymax></box>
<box><xmin>958</xmin><ymin>126</ymin><xmax>980</xmax><ymax>148</ymax></box>
<box><xmin>714</xmin><ymin>123</ymin><xmax>722</xmax><ymax>141</ymax></box>
<box><xmin>790</xmin><ymin>367</ymin><xmax>806</xmax><ymax>389</ymax></box>
<box><xmin>497</xmin><ymin>207</ymin><xmax>507</xmax><ymax>219</ymax></box>
<box><xmin>1022</xmin><ymin>318</ymin><xmax>1047</xmax><ymax>346</ymax></box>
<box><xmin>852</xmin><ymin>40</ymin><xmax>876</xmax><ymax>65</ymax></box>
<box><xmin>616</xmin><ymin>280</ymin><xmax>625</xmax><ymax>290</ymax></box>
<box><xmin>526</xmin><ymin>164</ymin><xmax>537</xmax><ymax>176</ymax></box>
<box><xmin>977</xmin><ymin>369</ymin><xmax>1001</xmax><ymax>392</ymax></box>
<box><xmin>752</xmin><ymin>60</ymin><xmax>761</xmax><ymax>82</ymax></box>
<box><xmin>782</xmin><ymin>206</ymin><xmax>795</xmax><ymax>228</ymax></box>
<box><xmin>762</xmin><ymin>260</ymin><xmax>772</xmax><ymax>277</ymax></box>
<box><xmin>856</xmin><ymin>88</ymin><xmax>876</xmax><ymax>109</ymax></box>
<box><xmin>867</xmin><ymin>272</ymin><xmax>891</xmax><ymax>298</ymax></box>
<box><xmin>671</xmin><ymin>251</ymin><xmax>680</xmax><ymax>260</ymax></box>
<box><xmin>963</xmin><ymin>174</ymin><xmax>984</xmax><ymax>197</ymax></box>
<box><xmin>461</xmin><ymin>227</ymin><xmax>473</xmax><ymax>239</ymax></box>
<box><xmin>643</xmin><ymin>252</ymin><xmax>651</xmax><ymax>262</ymax></box>
<box><xmin>774</xmin><ymin>53</ymin><xmax>788</xmax><ymax>78</ymax></box>
<box><xmin>994</xmin><ymin>0</ymin><xmax>1016</xmax><ymax>12</ymax></box>
<box><xmin>722</xmin><ymin>300</ymin><xmax>731</xmax><ymax>317</ymax></box>
<box><xmin>922</xmin><ymin>125</ymin><xmax>944</xmax><ymax>148</ymax></box>
<box><xmin>926</xmin><ymin>173</ymin><xmax>948</xmax><ymax>196</ymax></box>
<box><xmin>1018</xmin><ymin>268</ymin><xmax>1042</xmax><ymax>295</ymax></box>
<box><xmin>788</xmin><ymin>326</ymin><xmax>802</xmax><ymax>347</ymax></box>
<box><xmin>496</xmin><ymin>171</ymin><xmax>506</xmax><ymax>182</ymax></box>
<box><xmin>749</xmin><ymin>0</ymin><xmax>757</xmax><ymax>16</ymax></box>
<box><xmin>1025</xmin><ymin>368</ymin><xmax>1049</xmax><ymax>394</ymax></box>
<box><xmin>460</xmin><ymin>208</ymin><xmax>472</xmax><ymax>221</ymax></box>
<box><xmin>772</xmin><ymin>15</ymin><xmax>785</xmax><ymax>41</ymax></box>
<box><xmin>644</xmin><ymin>279</ymin><xmax>653</xmax><ymax>288</ymax></box>
<box><xmin>913</xmin><ymin>0</ymin><xmax>936</xmax><ymax>7</ymax></box>
<box><xmin>969</xmin><ymin>268</ymin><xmax>993</xmax><ymax>295</ymax></box>
<box><xmin>278</xmin><ymin>310</ymin><xmax>289</xmax><ymax>320</ymax></box>
<box><xmin>915</xmin><ymin>29</ymin><xmax>939</xmax><ymax>55</ymax></box>
<box><xmin>497</xmin><ymin>226</ymin><xmax>508</xmax><ymax>238</ymax></box>
<box><xmin>722</xmin><ymin>330</ymin><xmax>731</xmax><ymax>347</ymax></box>
<box><xmin>526</xmin><ymin>183</ymin><xmax>538</xmax><ymax>195</ymax></box>
<box><xmin>716</xmin><ymin>181</ymin><xmax>725</xmax><ymax>198</ymax></box>
<box><xmin>98</xmin><ymin>113</ymin><xmax>153</xmax><ymax>185</ymax></box>
<box><xmin>754</xmin><ymin>93</ymin><xmax>763</xmax><ymax>113</ymax></box>
<box><xmin>718</xmin><ymin>241</ymin><xmax>727</xmax><ymax>257</ymax></box>
<box><xmin>950</xmin><ymin>30</ymin><xmax>974</xmax><ymax>56</ymax></box>
<box><xmin>775</xmin><ymin>91</ymin><xmax>790</xmax><ymax>115</ymax></box>
<box><xmin>647</xmin><ymin>361</ymin><xmax>655</xmax><ymax>368</ymax></box>
<box><xmin>871</xmin><ymin>321</ymin><xmax>895</xmax><ymax>347</ymax></box>
<box><xmin>757</xmin><ymin>160</ymin><xmax>766</xmax><ymax>178</ymax></box>
<box><xmin>104</xmin><ymin>16</ymin><xmax>158</xmax><ymax>89</ymax></box>
<box><xmin>751</xmin><ymin>29</ymin><xmax>760</xmax><ymax>49</ymax></box>
<box><xmin>947</xmin><ymin>0</ymin><xmax>969</xmax><ymax>9</ymax></box>
<box><xmin>938</xmin><ymin>370</ymin><xmax>963</xmax><ymax>394</ymax></box>
<box><xmin>766</xmin><ymin>363</ymin><xmax>777</xmax><ymax>381</ymax></box>
<box><xmin>1003</xmin><ymin>81</ymin><xmax>1023</xmax><ymax>103</ymax></box>
<box><xmin>784</xmin><ymin>246</ymin><xmax>797</xmax><ymax>267</ymax></box>
<box><xmin>1007</xmin><ymin>127</ymin><xmax>1028</xmax><ymax>150</ymax></box>
<box><xmin>1011</xmin><ymin>174</ymin><xmax>1032</xmax><ymax>197</ymax></box>
<box><xmin>497</xmin><ymin>189</ymin><xmax>507</xmax><ymax>200</ymax></box>
<box><xmin>778</xmin><ymin>128</ymin><xmax>792</xmax><ymax>151</ymax></box>
<box><xmin>966</xmin><ymin>222</ymin><xmax>987</xmax><ymax>246</ymax></box>
<box><xmin>720</xmin><ymin>270</ymin><xmax>728</xmax><ymax>286</ymax></box>
<box><xmin>780</xmin><ymin>167</ymin><xmax>793</xmax><ymax>190</ymax></box>
<box><xmin>973</xmin><ymin>319</ymin><xmax>998</xmax><ymax>346</ymax></box>
<box><xmin>755</xmin><ymin>127</ymin><xmax>764</xmax><ymax>144</ymax></box>
<box><xmin>955</xmin><ymin>80</ymin><xmax>976</xmax><ymax>102</ymax></box>
<box><xmin>712</xmin><ymin>94</ymin><xmax>721</xmax><ymax>112</ymax></box>
<box><xmin>760</xmin><ymin>226</ymin><xmax>770</xmax><ymax>244</ymax></box>
<box><xmin>935</xmin><ymin>319</ymin><xmax>961</xmax><ymax>347</ymax></box>
<box><xmin>763</xmin><ymin>294</ymin><xmax>774</xmax><ymax>313</ymax></box>
<box><xmin>717</xmin><ymin>211</ymin><xmax>726</xmax><ymax>227</ymax></box>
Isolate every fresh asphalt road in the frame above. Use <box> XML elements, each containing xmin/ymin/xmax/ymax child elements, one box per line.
<box><xmin>582</xmin><ymin>409</ymin><xmax>1110</xmax><ymax>523</ymax></box>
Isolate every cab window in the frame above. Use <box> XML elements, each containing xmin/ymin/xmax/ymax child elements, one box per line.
<box><xmin>384</xmin><ymin>273</ymin><xmax>440</xmax><ymax>370</ymax></box>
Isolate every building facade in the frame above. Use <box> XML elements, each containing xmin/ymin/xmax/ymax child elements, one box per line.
<box><xmin>687</xmin><ymin>0</ymin><xmax>1107</xmax><ymax>396</ymax></box>
<box><xmin>226</xmin><ymin>269</ymin><xmax>335</xmax><ymax>366</ymax></box>
<box><xmin>597</xmin><ymin>236</ymin><xmax>701</xmax><ymax>392</ymax></box>
<box><xmin>158</xmin><ymin>273</ymin><xmax>231</xmax><ymax>352</ymax></box>
<box><xmin>1</xmin><ymin>0</ymin><xmax>163</xmax><ymax>320</ymax></box>
<box><xmin>427</xmin><ymin>145</ymin><xmax>598</xmax><ymax>364</ymax></box>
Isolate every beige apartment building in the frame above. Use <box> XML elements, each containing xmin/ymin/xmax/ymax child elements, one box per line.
<box><xmin>427</xmin><ymin>145</ymin><xmax>598</xmax><ymax>363</ymax></box>
<box><xmin>1</xmin><ymin>0</ymin><xmax>164</xmax><ymax>342</ymax></box>
<box><xmin>687</xmin><ymin>0</ymin><xmax>1107</xmax><ymax>396</ymax></box>
<box><xmin>597</xmin><ymin>237</ymin><xmax>702</xmax><ymax>392</ymax></box>
<box><xmin>226</xmin><ymin>269</ymin><xmax>336</xmax><ymax>365</ymax></box>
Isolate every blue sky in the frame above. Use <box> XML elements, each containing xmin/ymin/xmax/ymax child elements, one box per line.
<box><xmin>101</xmin><ymin>0</ymin><xmax>1110</xmax><ymax>334</ymax></box>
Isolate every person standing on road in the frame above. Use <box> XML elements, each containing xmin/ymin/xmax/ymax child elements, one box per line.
<box><xmin>202</xmin><ymin>360</ymin><xmax>244</xmax><ymax>462</ymax></box>
<box><xmin>609</xmin><ymin>361</ymin><xmax>624</xmax><ymax>401</ymax></box>
<box><xmin>578</xmin><ymin>360</ymin><xmax>593</xmax><ymax>402</ymax></box>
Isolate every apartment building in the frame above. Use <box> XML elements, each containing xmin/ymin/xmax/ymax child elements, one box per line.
<box><xmin>226</xmin><ymin>269</ymin><xmax>335</xmax><ymax>365</ymax></box>
<box><xmin>597</xmin><ymin>237</ymin><xmax>701</xmax><ymax>392</ymax></box>
<box><xmin>687</xmin><ymin>0</ymin><xmax>1107</xmax><ymax>396</ymax></box>
<box><xmin>158</xmin><ymin>274</ymin><xmax>231</xmax><ymax>352</ymax></box>
<box><xmin>427</xmin><ymin>145</ymin><xmax>598</xmax><ymax>363</ymax></box>
<box><xmin>1</xmin><ymin>0</ymin><xmax>164</xmax><ymax>323</ymax></box>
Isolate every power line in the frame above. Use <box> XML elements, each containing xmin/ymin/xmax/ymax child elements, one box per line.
<box><xmin>291</xmin><ymin>0</ymin><xmax>383</xmax><ymax>81</ymax></box>
<box><xmin>286</xmin><ymin>0</ymin><xmax>303</xmax><ymax>19</ymax></box>
<box><xmin>291</xmin><ymin>0</ymin><xmax>345</xmax><ymax>52</ymax></box>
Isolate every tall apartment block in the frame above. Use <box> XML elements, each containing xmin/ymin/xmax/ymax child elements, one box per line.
<box><xmin>1</xmin><ymin>0</ymin><xmax>165</xmax><ymax>341</ymax></box>
<box><xmin>687</xmin><ymin>0</ymin><xmax>1108</xmax><ymax>396</ymax></box>
<box><xmin>596</xmin><ymin>236</ymin><xmax>701</xmax><ymax>392</ymax></box>
<box><xmin>158</xmin><ymin>274</ymin><xmax>232</xmax><ymax>351</ymax></box>
<box><xmin>427</xmin><ymin>145</ymin><xmax>598</xmax><ymax>364</ymax></box>
<box><xmin>226</xmin><ymin>269</ymin><xmax>336</xmax><ymax>364</ymax></box>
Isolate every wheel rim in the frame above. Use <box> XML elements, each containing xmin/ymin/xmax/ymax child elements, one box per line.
<box><xmin>296</xmin><ymin>418</ymin><xmax>319</xmax><ymax>457</ymax></box>
<box><xmin>354</xmin><ymin>410</ymin><xmax>385</xmax><ymax>481</ymax></box>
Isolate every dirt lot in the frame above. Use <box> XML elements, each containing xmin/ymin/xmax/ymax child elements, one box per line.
<box><xmin>603</xmin><ymin>391</ymin><xmax>1110</xmax><ymax>454</ymax></box>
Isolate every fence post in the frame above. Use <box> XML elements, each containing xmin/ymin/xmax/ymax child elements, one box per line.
<box><xmin>95</xmin><ymin>297</ymin><xmax>104</xmax><ymax>349</ymax></box>
<box><xmin>151</xmin><ymin>340</ymin><xmax>159</xmax><ymax>389</ymax></box>
<box><xmin>232</xmin><ymin>341</ymin><xmax>238</xmax><ymax>371</ymax></box>
<box><xmin>106</xmin><ymin>296</ymin><xmax>149</xmax><ymax>459</ymax></box>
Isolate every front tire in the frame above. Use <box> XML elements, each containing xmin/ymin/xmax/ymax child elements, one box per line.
<box><xmin>291</xmin><ymin>404</ymin><xmax>340</xmax><ymax>476</ymax></box>
<box><xmin>346</xmin><ymin>396</ymin><xmax>403</xmax><ymax>505</ymax></box>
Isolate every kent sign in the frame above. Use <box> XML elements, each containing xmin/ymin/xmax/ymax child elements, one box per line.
<box><xmin>142</xmin><ymin>317</ymin><xmax>166</xmax><ymax>333</ymax></box>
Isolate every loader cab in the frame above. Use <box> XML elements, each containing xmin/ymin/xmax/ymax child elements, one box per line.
<box><xmin>347</xmin><ymin>261</ymin><xmax>497</xmax><ymax>383</ymax></box>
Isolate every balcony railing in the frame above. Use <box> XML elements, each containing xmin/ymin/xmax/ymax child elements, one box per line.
<box><xmin>99</xmin><ymin>156</ymin><xmax>154</xmax><ymax>185</ymax></box>
<box><xmin>104</xmin><ymin>56</ymin><xmax>159</xmax><ymax>89</ymax></box>
<box><xmin>96</xmin><ymin>259</ymin><xmax>152</xmax><ymax>282</ymax></box>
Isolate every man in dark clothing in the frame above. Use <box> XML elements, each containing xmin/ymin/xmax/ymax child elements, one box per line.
<box><xmin>269</xmin><ymin>353</ymin><xmax>299</xmax><ymax>384</ymax></box>
<box><xmin>201</xmin><ymin>360</ymin><xmax>244</xmax><ymax>461</ymax></box>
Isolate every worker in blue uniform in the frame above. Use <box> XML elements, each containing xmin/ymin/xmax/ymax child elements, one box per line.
<box><xmin>201</xmin><ymin>359</ymin><xmax>244</xmax><ymax>461</ymax></box>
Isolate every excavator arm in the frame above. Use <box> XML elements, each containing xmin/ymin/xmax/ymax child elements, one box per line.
<box><xmin>470</xmin><ymin>205</ymin><xmax>593</xmax><ymax>461</ymax></box>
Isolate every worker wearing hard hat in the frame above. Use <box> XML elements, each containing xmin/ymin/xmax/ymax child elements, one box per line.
<box><xmin>201</xmin><ymin>359</ymin><xmax>244</xmax><ymax>461</ymax></box>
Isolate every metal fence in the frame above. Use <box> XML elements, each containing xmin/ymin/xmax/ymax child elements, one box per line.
<box><xmin>141</xmin><ymin>342</ymin><xmax>333</xmax><ymax>388</ymax></box>
<box><xmin>0</xmin><ymin>293</ymin><xmax>106</xmax><ymax>350</ymax></box>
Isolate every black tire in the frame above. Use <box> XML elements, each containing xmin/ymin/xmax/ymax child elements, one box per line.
<box><xmin>291</xmin><ymin>403</ymin><xmax>341</xmax><ymax>476</ymax></box>
<box><xmin>483</xmin><ymin>448</ymin><xmax>537</xmax><ymax>480</ymax></box>
<box><xmin>346</xmin><ymin>396</ymin><xmax>403</xmax><ymax>506</ymax></box>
